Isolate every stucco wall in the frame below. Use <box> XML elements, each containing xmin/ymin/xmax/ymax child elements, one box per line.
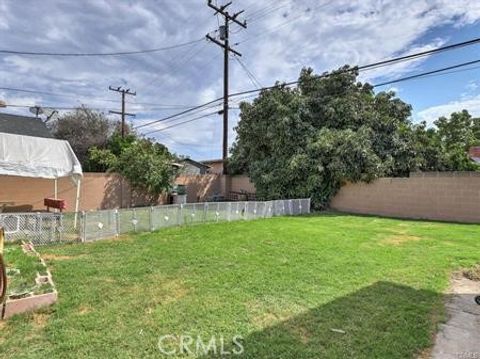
<box><xmin>330</xmin><ymin>172</ymin><xmax>480</xmax><ymax>223</ymax></box>
<box><xmin>229</xmin><ymin>175</ymin><xmax>256</xmax><ymax>193</ymax></box>
<box><xmin>0</xmin><ymin>173</ymin><xmax>163</xmax><ymax>212</ymax></box>
<box><xmin>175</xmin><ymin>174</ymin><xmax>224</xmax><ymax>202</ymax></box>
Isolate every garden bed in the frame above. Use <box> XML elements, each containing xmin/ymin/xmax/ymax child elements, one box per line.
<box><xmin>2</xmin><ymin>243</ymin><xmax>57</xmax><ymax>319</ymax></box>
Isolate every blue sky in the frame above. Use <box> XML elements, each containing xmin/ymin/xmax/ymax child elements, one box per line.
<box><xmin>1</xmin><ymin>0</ymin><xmax>480</xmax><ymax>160</ymax></box>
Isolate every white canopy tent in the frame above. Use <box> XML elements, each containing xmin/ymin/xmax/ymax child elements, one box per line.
<box><xmin>0</xmin><ymin>132</ymin><xmax>83</xmax><ymax>225</ymax></box>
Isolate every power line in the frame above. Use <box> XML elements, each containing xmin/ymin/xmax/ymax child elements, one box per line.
<box><xmin>358</xmin><ymin>37</ymin><xmax>480</xmax><ymax>72</ymax></box>
<box><xmin>1</xmin><ymin>103</ymin><xmax>112</xmax><ymax>111</ymax></box>
<box><xmin>134</xmin><ymin>98</ymin><xmax>223</xmax><ymax>129</ymax></box>
<box><xmin>234</xmin><ymin>56</ymin><xmax>262</xmax><ymax>88</ymax></box>
<box><xmin>372</xmin><ymin>58</ymin><xmax>480</xmax><ymax>87</ymax></box>
<box><xmin>247</xmin><ymin>2</ymin><xmax>289</xmax><ymax>24</ymax></box>
<box><xmin>140</xmin><ymin>60</ymin><xmax>480</xmax><ymax>133</ymax></box>
<box><xmin>237</xmin><ymin>1</ymin><xmax>333</xmax><ymax>45</ymax></box>
<box><xmin>0</xmin><ymin>85</ymin><xmax>205</xmax><ymax>109</ymax></box>
<box><xmin>135</xmin><ymin>36</ymin><xmax>480</xmax><ymax>131</ymax></box>
<box><xmin>143</xmin><ymin>110</ymin><xmax>220</xmax><ymax>135</ymax></box>
<box><xmin>140</xmin><ymin>39</ymin><xmax>208</xmax><ymax>91</ymax></box>
<box><xmin>0</xmin><ymin>39</ymin><xmax>204</xmax><ymax>57</ymax></box>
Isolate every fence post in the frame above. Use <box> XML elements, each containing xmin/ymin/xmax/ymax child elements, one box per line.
<box><xmin>81</xmin><ymin>211</ymin><xmax>87</xmax><ymax>242</ymax></box>
<box><xmin>244</xmin><ymin>202</ymin><xmax>248</xmax><ymax>220</ymax></box>
<box><xmin>179</xmin><ymin>204</ymin><xmax>184</xmax><ymax>226</ymax></box>
<box><xmin>203</xmin><ymin>203</ymin><xmax>208</xmax><ymax>223</ymax></box>
<box><xmin>150</xmin><ymin>206</ymin><xmax>154</xmax><ymax>232</ymax></box>
<box><xmin>115</xmin><ymin>209</ymin><xmax>120</xmax><ymax>237</ymax></box>
<box><xmin>132</xmin><ymin>208</ymin><xmax>137</xmax><ymax>232</ymax></box>
<box><xmin>227</xmin><ymin>202</ymin><xmax>232</xmax><ymax>221</ymax></box>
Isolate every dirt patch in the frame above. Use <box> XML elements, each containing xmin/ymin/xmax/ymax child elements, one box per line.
<box><xmin>246</xmin><ymin>298</ymin><xmax>306</xmax><ymax>329</ymax></box>
<box><xmin>77</xmin><ymin>306</ymin><xmax>92</xmax><ymax>315</ymax></box>
<box><xmin>159</xmin><ymin>280</ymin><xmax>188</xmax><ymax>305</ymax></box>
<box><xmin>130</xmin><ymin>276</ymin><xmax>189</xmax><ymax>309</ymax></box>
<box><xmin>383</xmin><ymin>234</ymin><xmax>423</xmax><ymax>245</ymax></box>
<box><xmin>463</xmin><ymin>265</ymin><xmax>480</xmax><ymax>281</ymax></box>
<box><xmin>32</xmin><ymin>313</ymin><xmax>49</xmax><ymax>329</ymax></box>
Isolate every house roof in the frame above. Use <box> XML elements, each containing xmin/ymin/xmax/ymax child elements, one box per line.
<box><xmin>0</xmin><ymin>113</ymin><xmax>52</xmax><ymax>138</ymax></box>
<box><xmin>181</xmin><ymin>158</ymin><xmax>211</xmax><ymax>169</ymax></box>
<box><xmin>201</xmin><ymin>159</ymin><xmax>223</xmax><ymax>164</ymax></box>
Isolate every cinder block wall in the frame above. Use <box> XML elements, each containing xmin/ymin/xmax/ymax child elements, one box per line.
<box><xmin>330</xmin><ymin>172</ymin><xmax>480</xmax><ymax>223</ymax></box>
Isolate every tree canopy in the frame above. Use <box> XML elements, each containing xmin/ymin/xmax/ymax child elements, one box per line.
<box><xmin>229</xmin><ymin>67</ymin><xmax>480</xmax><ymax>208</ymax></box>
<box><xmin>89</xmin><ymin>133</ymin><xmax>177</xmax><ymax>199</ymax></box>
<box><xmin>49</xmin><ymin>107</ymin><xmax>116</xmax><ymax>171</ymax></box>
<box><xmin>52</xmin><ymin>107</ymin><xmax>177</xmax><ymax>200</ymax></box>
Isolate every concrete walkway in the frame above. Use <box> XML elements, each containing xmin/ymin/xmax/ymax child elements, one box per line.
<box><xmin>431</xmin><ymin>276</ymin><xmax>480</xmax><ymax>358</ymax></box>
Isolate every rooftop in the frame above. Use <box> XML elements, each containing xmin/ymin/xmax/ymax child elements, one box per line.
<box><xmin>0</xmin><ymin>113</ymin><xmax>52</xmax><ymax>138</ymax></box>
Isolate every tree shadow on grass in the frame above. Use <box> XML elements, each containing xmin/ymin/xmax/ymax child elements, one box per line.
<box><xmin>202</xmin><ymin>281</ymin><xmax>441</xmax><ymax>358</ymax></box>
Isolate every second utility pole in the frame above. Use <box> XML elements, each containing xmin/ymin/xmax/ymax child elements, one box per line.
<box><xmin>206</xmin><ymin>0</ymin><xmax>246</xmax><ymax>174</ymax></box>
<box><xmin>108</xmin><ymin>86</ymin><xmax>136</xmax><ymax>138</ymax></box>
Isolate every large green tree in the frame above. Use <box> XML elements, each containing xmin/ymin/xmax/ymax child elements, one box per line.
<box><xmin>230</xmin><ymin>67</ymin><xmax>480</xmax><ymax>208</ymax></box>
<box><xmin>49</xmin><ymin>107</ymin><xmax>116</xmax><ymax>170</ymax></box>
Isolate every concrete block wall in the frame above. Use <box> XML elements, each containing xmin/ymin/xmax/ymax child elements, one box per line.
<box><xmin>330</xmin><ymin>172</ymin><xmax>480</xmax><ymax>223</ymax></box>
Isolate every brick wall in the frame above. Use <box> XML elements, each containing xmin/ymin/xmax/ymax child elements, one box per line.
<box><xmin>330</xmin><ymin>172</ymin><xmax>480</xmax><ymax>223</ymax></box>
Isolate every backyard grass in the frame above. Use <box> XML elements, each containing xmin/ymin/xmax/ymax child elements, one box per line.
<box><xmin>1</xmin><ymin>213</ymin><xmax>480</xmax><ymax>358</ymax></box>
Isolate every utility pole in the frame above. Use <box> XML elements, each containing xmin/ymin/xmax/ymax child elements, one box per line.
<box><xmin>108</xmin><ymin>86</ymin><xmax>136</xmax><ymax>138</ymax></box>
<box><xmin>206</xmin><ymin>0</ymin><xmax>246</xmax><ymax>174</ymax></box>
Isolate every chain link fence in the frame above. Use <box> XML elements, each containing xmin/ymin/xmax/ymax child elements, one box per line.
<box><xmin>0</xmin><ymin>198</ymin><xmax>311</xmax><ymax>245</ymax></box>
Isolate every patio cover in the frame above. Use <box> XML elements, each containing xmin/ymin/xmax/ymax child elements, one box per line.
<box><xmin>0</xmin><ymin>132</ymin><xmax>82</xmax><ymax>181</ymax></box>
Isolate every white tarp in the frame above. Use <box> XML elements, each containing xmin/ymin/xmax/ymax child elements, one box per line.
<box><xmin>0</xmin><ymin>132</ymin><xmax>82</xmax><ymax>181</ymax></box>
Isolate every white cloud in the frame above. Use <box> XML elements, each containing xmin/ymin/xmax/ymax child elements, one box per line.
<box><xmin>416</xmin><ymin>94</ymin><xmax>480</xmax><ymax>126</ymax></box>
<box><xmin>1</xmin><ymin>0</ymin><xmax>480</xmax><ymax>158</ymax></box>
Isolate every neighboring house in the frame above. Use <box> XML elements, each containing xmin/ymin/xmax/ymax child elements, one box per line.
<box><xmin>0</xmin><ymin>113</ymin><xmax>52</xmax><ymax>138</ymax></box>
<box><xmin>469</xmin><ymin>146</ymin><xmax>480</xmax><ymax>163</ymax></box>
<box><xmin>202</xmin><ymin>159</ymin><xmax>224</xmax><ymax>174</ymax></box>
<box><xmin>179</xmin><ymin>158</ymin><xmax>211</xmax><ymax>175</ymax></box>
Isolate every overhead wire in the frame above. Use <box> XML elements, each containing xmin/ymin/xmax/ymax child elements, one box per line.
<box><xmin>135</xmin><ymin>35</ymin><xmax>480</xmax><ymax>131</ymax></box>
<box><xmin>143</xmin><ymin>110</ymin><xmax>220</xmax><ymax>135</ymax></box>
<box><xmin>234</xmin><ymin>56</ymin><xmax>262</xmax><ymax>88</ymax></box>
<box><xmin>0</xmin><ymin>39</ymin><xmax>204</xmax><ymax>57</ymax></box>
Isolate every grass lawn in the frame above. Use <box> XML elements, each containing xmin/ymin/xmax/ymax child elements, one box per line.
<box><xmin>1</xmin><ymin>213</ymin><xmax>480</xmax><ymax>358</ymax></box>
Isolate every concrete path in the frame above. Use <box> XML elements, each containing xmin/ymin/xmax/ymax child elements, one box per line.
<box><xmin>431</xmin><ymin>276</ymin><xmax>480</xmax><ymax>359</ymax></box>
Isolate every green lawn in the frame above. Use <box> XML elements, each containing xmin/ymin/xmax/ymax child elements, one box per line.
<box><xmin>1</xmin><ymin>213</ymin><xmax>480</xmax><ymax>358</ymax></box>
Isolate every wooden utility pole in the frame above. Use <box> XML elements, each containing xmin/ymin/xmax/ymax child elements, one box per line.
<box><xmin>206</xmin><ymin>0</ymin><xmax>246</xmax><ymax>174</ymax></box>
<box><xmin>108</xmin><ymin>86</ymin><xmax>136</xmax><ymax>138</ymax></box>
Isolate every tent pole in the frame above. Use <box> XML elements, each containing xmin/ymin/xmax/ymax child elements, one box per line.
<box><xmin>74</xmin><ymin>179</ymin><xmax>81</xmax><ymax>229</ymax></box>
